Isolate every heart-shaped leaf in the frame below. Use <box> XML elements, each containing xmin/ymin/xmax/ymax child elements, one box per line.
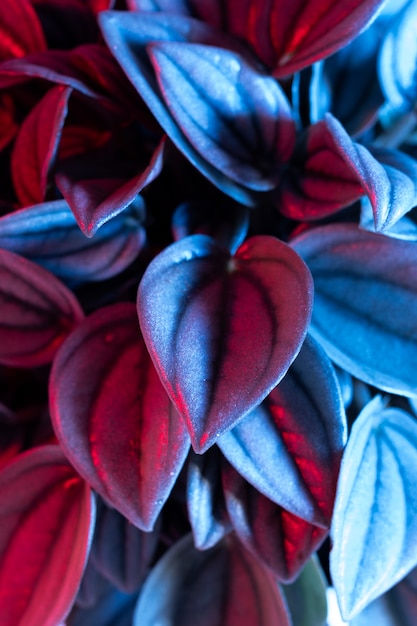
<box><xmin>331</xmin><ymin>396</ymin><xmax>417</xmax><ymax>619</ymax></box>
<box><xmin>292</xmin><ymin>223</ymin><xmax>417</xmax><ymax>397</ymax></box>
<box><xmin>0</xmin><ymin>199</ymin><xmax>146</xmax><ymax>283</ymax></box>
<box><xmin>187</xmin><ymin>448</ymin><xmax>231</xmax><ymax>549</ymax></box>
<box><xmin>0</xmin><ymin>445</ymin><xmax>95</xmax><ymax>626</ymax></box>
<box><xmin>50</xmin><ymin>302</ymin><xmax>190</xmax><ymax>530</ymax></box>
<box><xmin>0</xmin><ymin>248</ymin><xmax>84</xmax><ymax>367</ymax></box>
<box><xmin>11</xmin><ymin>85</ymin><xmax>71</xmax><ymax>206</ymax></box>
<box><xmin>222</xmin><ymin>463</ymin><xmax>328</xmax><ymax>582</ymax></box>
<box><xmin>133</xmin><ymin>533</ymin><xmax>292</xmax><ymax>626</ymax></box>
<box><xmin>137</xmin><ymin>234</ymin><xmax>313</xmax><ymax>452</ymax></box>
<box><xmin>218</xmin><ymin>334</ymin><xmax>346</xmax><ymax>525</ymax></box>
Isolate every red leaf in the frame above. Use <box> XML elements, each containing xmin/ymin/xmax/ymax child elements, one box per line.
<box><xmin>0</xmin><ymin>0</ymin><xmax>46</xmax><ymax>61</ymax></box>
<box><xmin>137</xmin><ymin>234</ymin><xmax>313</xmax><ymax>452</ymax></box>
<box><xmin>50</xmin><ymin>302</ymin><xmax>190</xmax><ymax>530</ymax></box>
<box><xmin>0</xmin><ymin>249</ymin><xmax>84</xmax><ymax>368</ymax></box>
<box><xmin>0</xmin><ymin>445</ymin><xmax>94</xmax><ymax>626</ymax></box>
<box><xmin>11</xmin><ymin>85</ymin><xmax>71</xmax><ymax>206</ymax></box>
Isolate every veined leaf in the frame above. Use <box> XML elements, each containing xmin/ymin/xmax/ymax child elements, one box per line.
<box><xmin>50</xmin><ymin>302</ymin><xmax>190</xmax><ymax>531</ymax></box>
<box><xmin>132</xmin><ymin>533</ymin><xmax>292</xmax><ymax>626</ymax></box>
<box><xmin>331</xmin><ymin>396</ymin><xmax>417</xmax><ymax>619</ymax></box>
<box><xmin>0</xmin><ymin>445</ymin><xmax>95</xmax><ymax>626</ymax></box>
<box><xmin>0</xmin><ymin>248</ymin><xmax>84</xmax><ymax>367</ymax></box>
<box><xmin>137</xmin><ymin>234</ymin><xmax>313</xmax><ymax>452</ymax></box>
<box><xmin>292</xmin><ymin>223</ymin><xmax>417</xmax><ymax>397</ymax></box>
<box><xmin>218</xmin><ymin>335</ymin><xmax>346</xmax><ymax>526</ymax></box>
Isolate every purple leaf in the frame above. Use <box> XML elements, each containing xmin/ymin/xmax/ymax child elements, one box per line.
<box><xmin>0</xmin><ymin>0</ymin><xmax>46</xmax><ymax>61</ymax></box>
<box><xmin>90</xmin><ymin>498</ymin><xmax>160</xmax><ymax>593</ymax></box>
<box><xmin>0</xmin><ymin>445</ymin><xmax>95</xmax><ymax>626</ymax></box>
<box><xmin>292</xmin><ymin>223</ymin><xmax>417</xmax><ymax>398</ymax></box>
<box><xmin>50</xmin><ymin>302</ymin><xmax>190</xmax><ymax>531</ymax></box>
<box><xmin>137</xmin><ymin>234</ymin><xmax>313</xmax><ymax>452</ymax></box>
<box><xmin>148</xmin><ymin>41</ymin><xmax>295</xmax><ymax>191</ymax></box>
<box><xmin>218</xmin><ymin>334</ymin><xmax>346</xmax><ymax>526</ymax></box>
<box><xmin>56</xmin><ymin>136</ymin><xmax>165</xmax><ymax>236</ymax></box>
<box><xmin>133</xmin><ymin>533</ymin><xmax>292</xmax><ymax>626</ymax></box>
<box><xmin>222</xmin><ymin>464</ymin><xmax>328</xmax><ymax>582</ymax></box>
<box><xmin>0</xmin><ymin>199</ymin><xmax>146</xmax><ymax>283</ymax></box>
<box><xmin>331</xmin><ymin>396</ymin><xmax>417</xmax><ymax>619</ymax></box>
<box><xmin>187</xmin><ymin>448</ymin><xmax>231</xmax><ymax>549</ymax></box>
<box><xmin>11</xmin><ymin>85</ymin><xmax>71</xmax><ymax>206</ymax></box>
<box><xmin>0</xmin><ymin>248</ymin><xmax>84</xmax><ymax>368</ymax></box>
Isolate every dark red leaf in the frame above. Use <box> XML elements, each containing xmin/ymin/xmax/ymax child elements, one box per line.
<box><xmin>0</xmin><ymin>94</ymin><xmax>18</xmax><ymax>151</ymax></box>
<box><xmin>222</xmin><ymin>463</ymin><xmax>327</xmax><ymax>583</ymax></box>
<box><xmin>137</xmin><ymin>234</ymin><xmax>313</xmax><ymax>452</ymax></box>
<box><xmin>0</xmin><ymin>445</ymin><xmax>94</xmax><ymax>626</ymax></box>
<box><xmin>11</xmin><ymin>85</ymin><xmax>71</xmax><ymax>206</ymax></box>
<box><xmin>0</xmin><ymin>249</ymin><xmax>84</xmax><ymax>368</ymax></box>
<box><xmin>0</xmin><ymin>0</ymin><xmax>47</xmax><ymax>61</ymax></box>
<box><xmin>50</xmin><ymin>302</ymin><xmax>190</xmax><ymax>530</ymax></box>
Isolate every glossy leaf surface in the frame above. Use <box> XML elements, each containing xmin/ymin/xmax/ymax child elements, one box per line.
<box><xmin>0</xmin><ymin>445</ymin><xmax>94</xmax><ymax>626</ymax></box>
<box><xmin>50</xmin><ymin>302</ymin><xmax>190</xmax><ymax>530</ymax></box>
<box><xmin>133</xmin><ymin>533</ymin><xmax>292</xmax><ymax>626</ymax></box>
<box><xmin>0</xmin><ymin>248</ymin><xmax>84</xmax><ymax>367</ymax></box>
<box><xmin>331</xmin><ymin>396</ymin><xmax>417</xmax><ymax>619</ymax></box>
<box><xmin>293</xmin><ymin>224</ymin><xmax>417</xmax><ymax>397</ymax></box>
<box><xmin>137</xmin><ymin>234</ymin><xmax>313</xmax><ymax>452</ymax></box>
<box><xmin>218</xmin><ymin>334</ymin><xmax>346</xmax><ymax>525</ymax></box>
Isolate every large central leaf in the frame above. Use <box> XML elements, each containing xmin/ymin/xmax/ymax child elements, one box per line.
<box><xmin>137</xmin><ymin>234</ymin><xmax>313</xmax><ymax>452</ymax></box>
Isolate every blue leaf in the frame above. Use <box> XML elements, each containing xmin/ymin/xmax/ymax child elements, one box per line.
<box><xmin>292</xmin><ymin>223</ymin><xmax>417</xmax><ymax>398</ymax></box>
<box><xmin>218</xmin><ymin>334</ymin><xmax>346</xmax><ymax>526</ymax></box>
<box><xmin>331</xmin><ymin>396</ymin><xmax>417</xmax><ymax>619</ymax></box>
<box><xmin>0</xmin><ymin>199</ymin><xmax>146</xmax><ymax>284</ymax></box>
<box><xmin>132</xmin><ymin>534</ymin><xmax>292</xmax><ymax>626</ymax></box>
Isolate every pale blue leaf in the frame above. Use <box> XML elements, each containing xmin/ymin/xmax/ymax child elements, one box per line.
<box><xmin>331</xmin><ymin>396</ymin><xmax>417</xmax><ymax>619</ymax></box>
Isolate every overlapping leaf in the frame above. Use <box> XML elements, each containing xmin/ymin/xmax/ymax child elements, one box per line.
<box><xmin>0</xmin><ymin>248</ymin><xmax>84</xmax><ymax>367</ymax></box>
<box><xmin>0</xmin><ymin>199</ymin><xmax>146</xmax><ymax>283</ymax></box>
<box><xmin>222</xmin><ymin>464</ymin><xmax>328</xmax><ymax>583</ymax></box>
<box><xmin>0</xmin><ymin>0</ymin><xmax>47</xmax><ymax>61</ymax></box>
<box><xmin>292</xmin><ymin>224</ymin><xmax>417</xmax><ymax>397</ymax></box>
<box><xmin>11</xmin><ymin>85</ymin><xmax>71</xmax><ymax>206</ymax></box>
<box><xmin>50</xmin><ymin>302</ymin><xmax>190</xmax><ymax>530</ymax></box>
<box><xmin>0</xmin><ymin>445</ymin><xmax>95</xmax><ymax>626</ymax></box>
<box><xmin>99</xmin><ymin>11</ymin><xmax>294</xmax><ymax>205</ymax></box>
<box><xmin>187</xmin><ymin>448</ymin><xmax>231</xmax><ymax>549</ymax></box>
<box><xmin>133</xmin><ymin>533</ymin><xmax>292</xmax><ymax>626</ymax></box>
<box><xmin>137</xmin><ymin>234</ymin><xmax>313</xmax><ymax>452</ymax></box>
<box><xmin>282</xmin><ymin>557</ymin><xmax>328</xmax><ymax>626</ymax></box>
<box><xmin>331</xmin><ymin>396</ymin><xmax>417</xmax><ymax>619</ymax></box>
<box><xmin>218</xmin><ymin>334</ymin><xmax>346</xmax><ymax>525</ymax></box>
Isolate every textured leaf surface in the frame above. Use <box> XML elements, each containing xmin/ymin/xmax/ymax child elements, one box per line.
<box><xmin>218</xmin><ymin>334</ymin><xmax>346</xmax><ymax>525</ymax></box>
<box><xmin>11</xmin><ymin>85</ymin><xmax>71</xmax><ymax>206</ymax></box>
<box><xmin>50</xmin><ymin>302</ymin><xmax>190</xmax><ymax>530</ymax></box>
<box><xmin>0</xmin><ymin>248</ymin><xmax>84</xmax><ymax>367</ymax></box>
<box><xmin>148</xmin><ymin>41</ymin><xmax>295</xmax><ymax>191</ymax></box>
<box><xmin>222</xmin><ymin>464</ymin><xmax>328</xmax><ymax>582</ymax></box>
<box><xmin>0</xmin><ymin>445</ymin><xmax>94</xmax><ymax>626</ymax></box>
<box><xmin>292</xmin><ymin>224</ymin><xmax>417</xmax><ymax>397</ymax></box>
<box><xmin>0</xmin><ymin>199</ymin><xmax>146</xmax><ymax>283</ymax></box>
<box><xmin>331</xmin><ymin>396</ymin><xmax>417</xmax><ymax>619</ymax></box>
<box><xmin>133</xmin><ymin>533</ymin><xmax>292</xmax><ymax>626</ymax></box>
<box><xmin>137</xmin><ymin>234</ymin><xmax>313</xmax><ymax>452</ymax></box>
